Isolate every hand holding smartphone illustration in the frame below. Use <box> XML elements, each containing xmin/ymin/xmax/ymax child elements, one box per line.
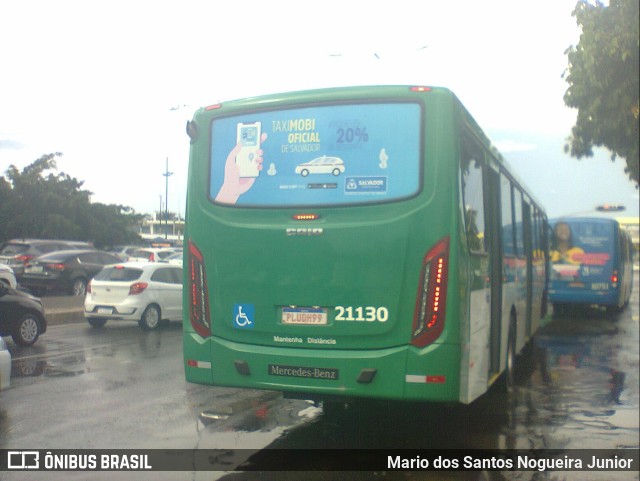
<box><xmin>215</xmin><ymin>129</ymin><xmax>267</xmax><ymax>205</ymax></box>
<box><xmin>236</xmin><ymin>122</ymin><xmax>262</xmax><ymax>178</ymax></box>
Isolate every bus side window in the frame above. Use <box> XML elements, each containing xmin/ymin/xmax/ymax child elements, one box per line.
<box><xmin>461</xmin><ymin>136</ymin><xmax>487</xmax><ymax>254</ymax></box>
<box><xmin>514</xmin><ymin>189</ymin><xmax>524</xmax><ymax>257</ymax></box>
<box><xmin>500</xmin><ymin>174</ymin><xmax>514</xmax><ymax>256</ymax></box>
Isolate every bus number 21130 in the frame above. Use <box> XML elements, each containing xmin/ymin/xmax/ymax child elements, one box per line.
<box><xmin>335</xmin><ymin>306</ymin><xmax>389</xmax><ymax>322</ymax></box>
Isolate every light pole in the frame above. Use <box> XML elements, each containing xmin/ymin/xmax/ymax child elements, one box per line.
<box><xmin>163</xmin><ymin>157</ymin><xmax>173</xmax><ymax>239</ymax></box>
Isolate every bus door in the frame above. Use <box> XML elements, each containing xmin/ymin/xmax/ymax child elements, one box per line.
<box><xmin>484</xmin><ymin>166</ymin><xmax>502</xmax><ymax>377</ymax></box>
<box><xmin>523</xmin><ymin>201</ymin><xmax>533</xmax><ymax>337</ymax></box>
<box><xmin>461</xmin><ymin>134</ymin><xmax>495</xmax><ymax>400</ymax></box>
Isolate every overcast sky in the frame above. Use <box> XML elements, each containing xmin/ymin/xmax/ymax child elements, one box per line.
<box><xmin>1</xmin><ymin>0</ymin><xmax>638</xmax><ymax>219</ymax></box>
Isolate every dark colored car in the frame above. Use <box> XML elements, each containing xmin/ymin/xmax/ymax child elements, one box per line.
<box><xmin>0</xmin><ymin>284</ymin><xmax>47</xmax><ymax>345</ymax></box>
<box><xmin>20</xmin><ymin>250</ymin><xmax>122</xmax><ymax>296</ymax></box>
<box><xmin>0</xmin><ymin>239</ymin><xmax>95</xmax><ymax>279</ymax></box>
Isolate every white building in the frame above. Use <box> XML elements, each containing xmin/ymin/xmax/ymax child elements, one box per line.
<box><xmin>139</xmin><ymin>212</ymin><xmax>184</xmax><ymax>244</ymax></box>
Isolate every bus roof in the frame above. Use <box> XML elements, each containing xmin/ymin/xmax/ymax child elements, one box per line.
<box><xmin>194</xmin><ymin>84</ymin><xmax>547</xmax><ymax>215</ymax></box>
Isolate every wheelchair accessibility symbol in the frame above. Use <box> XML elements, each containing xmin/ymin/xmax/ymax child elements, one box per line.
<box><xmin>233</xmin><ymin>304</ymin><xmax>255</xmax><ymax>329</ymax></box>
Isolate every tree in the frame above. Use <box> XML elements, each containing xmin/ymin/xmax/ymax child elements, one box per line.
<box><xmin>563</xmin><ymin>0</ymin><xmax>639</xmax><ymax>184</ymax></box>
<box><xmin>0</xmin><ymin>153</ymin><xmax>143</xmax><ymax>247</ymax></box>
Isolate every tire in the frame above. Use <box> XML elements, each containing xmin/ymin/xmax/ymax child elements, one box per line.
<box><xmin>71</xmin><ymin>278</ymin><xmax>87</xmax><ymax>296</ymax></box>
<box><xmin>139</xmin><ymin>304</ymin><xmax>161</xmax><ymax>330</ymax></box>
<box><xmin>332</xmin><ymin>168</ymin><xmax>341</xmax><ymax>176</ymax></box>
<box><xmin>498</xmin><ymin>320</ymin><xmax>516</xmax><ymax>394</ymax></box>
<box><xmin>87</xmin><ymin>318</ymin><xmax>107</xmax><ymax>328</ymax></box>
<box><xmin>12</xmin><ymin>313</ymin><xmax>42</xmax><ymax>346</ymax></box>
<box><xmin>300</xmin><ymin>169</ymin><xmax>309</xmax><ymax>177</ymax></box>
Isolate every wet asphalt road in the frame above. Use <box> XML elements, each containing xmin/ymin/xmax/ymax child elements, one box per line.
<box><xmin>1</xmin><ymin>273</ymin><xmax>638</xmax><ymax>481</ymax></box>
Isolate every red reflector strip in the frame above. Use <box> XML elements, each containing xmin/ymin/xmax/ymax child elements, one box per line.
<box><xmin>405</xmin><ymin>374</ymin><xmax>446</xmax><ymax>384</ymax></box>
<box><xmin>188</xmin><ymin>240</ymin><xmax>211</xmax><ymax>338</ymax></box>
<box><xmin>187</xmin><ymin>359</ymin><xmax>212</xmax><ymax>369</ymax></box>
<box><xmin>205</xmin><ymin>104</ymin><xmax>222</xmax><ymax>110</ymax></box>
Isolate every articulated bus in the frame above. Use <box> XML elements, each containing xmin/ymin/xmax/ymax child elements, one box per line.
<box><xmin>549</xmin><ymin>217</ymin><xmax>634</xmax><ymax>313</ymax></box>
<box><xmin>183</xmin><ymin>86</ymin><xmax>550</xmax><ymax>405</ymax></box>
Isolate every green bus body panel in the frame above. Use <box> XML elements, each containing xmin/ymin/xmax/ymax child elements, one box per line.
<box><xmin>183</xmin><ymin>336</ymin><xmax>460</xmax><ymax>402</ymax></box>
<box><xmin>183</xmin><ymin>86</ymin><xmax>478</xmax><ymax>402</ymax></box>
<box><xmin>187</xmin><ymin>201</ymin><xmax>459</xmax><ymax>350</ymax></box>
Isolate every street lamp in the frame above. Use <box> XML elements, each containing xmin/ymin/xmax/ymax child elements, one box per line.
<box><xmin>163</xmin><ymin>157</ymin><xmax>173</xmax><ymax>239</ymax></box>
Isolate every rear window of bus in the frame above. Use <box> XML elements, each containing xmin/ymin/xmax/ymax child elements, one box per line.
<box><xmin>209</xmin><ymin>102</ymin><xmax>422</xmax><ymax>207</ymax></box>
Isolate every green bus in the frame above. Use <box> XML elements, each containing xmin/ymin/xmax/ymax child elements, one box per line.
<box><xmin>183</xmin><ymin>85</ymin><xmax>550</xmax><ymax>405</ymax></box>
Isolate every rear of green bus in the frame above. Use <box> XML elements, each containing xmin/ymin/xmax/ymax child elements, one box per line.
<box><xmin>183</xmin><ymin>86</ymin><xmax>466</xmax><ymax>403</ymax></box>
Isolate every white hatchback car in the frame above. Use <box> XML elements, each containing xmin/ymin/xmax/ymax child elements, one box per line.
<box><xmin>295</xmin><ymin>156</ymin><xmax>345</xmax><ymax>177</ymax></box>
<box><xmin>84</xmin><ymin>262</ymin><xmax>182</xmax><ymax>330</ymax></box>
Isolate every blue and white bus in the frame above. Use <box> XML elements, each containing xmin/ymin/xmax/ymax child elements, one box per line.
<box><xmin>549</xmin><ymin>217</ymin><xmax>634</xmax><ymax>313</ymax></box>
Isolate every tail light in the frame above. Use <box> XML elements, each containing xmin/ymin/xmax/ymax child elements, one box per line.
<box><xmin>129</xmin><ymin>282</ymin><xmax>148</xmax><ymax>295</ymax></box>
<box><xmin>188</xmin><ymin>240</ymin><xmax>211</xmax><ymax>338</ymax></box>
<box><xmin>46</xmin><ymin>263</ymin><xmax>67</xmax><ymax>271</ymax></box>
<box><xmin>411</xmin><ymin>237</ymin><xmax>450</xmax><ymax>348</ymax></box>
<box><xmin>86</xmin><ymin>281</ymin><xmax>92</xmax><ymax>294</ymax></box>
<box><xmin>409</xmin><ymin>86</ymin><xmax>432</xmax><ymax>92</ymax></box>
<box><xmin>611</xmin><ymin>270</ymin><xmax>619</xmax><ymax>286</ymax></box>
<box><xmin>148</xmin><ymin>253</ymin><xmax>156</xmax><ymax>262</ymax></box>
<box><xmin>16</xmin><ymin>254</ymin><xmax>34</xmax><ymax>264</ymax></box>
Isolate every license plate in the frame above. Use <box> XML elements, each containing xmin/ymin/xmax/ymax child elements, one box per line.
<box><xmin>281</xmin><ymin>307</ymin><xmax>327</xmax><ymax>325</ymax></box>
<box><xmin>25</xmin><ymin>266</ymin><xmax>43</xmax><ymax>274</ymax></box>
<box><xmin>97</xmin><ymin>307</ymin><xmax>113</xmax><ymax>314</ymax></box>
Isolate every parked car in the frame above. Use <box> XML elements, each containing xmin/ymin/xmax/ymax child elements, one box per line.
<box><xmin>127</xmin><ymin>247</ymin><xmax>179</xmax><ymax>263</ymax></box>
<box><xmin>108</xmin><ymin>245</ymin><xmax>142</xmax><ymax>261</ymax></box>
<box><xmin>0</xmin><ymin>337</ymin><xmax>11</xmax><ymax>390</ymax></box>
<box><xmin>0</xmin><ymin>239</ymin><xmax>95</xmax><ymax>279</ymax></box>
<box><xmin>0</xmin><ymin>263</ymin><xmax>17</xmax><ymax>289</ymax></box>
<box><xmin>0</xmin><ymin>284</ymin><xmax>47</xmax><ymax>346</ymax></box>
<box><xmin>85</xmin><ymin>262</ymin><xmax>183</xmax><ymax>330</ymax></box>
<box><xmin>20</xmin><ymin>249</ymin><xmax>122</xmax><ymax>296</ymax></box>
<box><xmin>164</xmin><ymin>252</ymin><xmax>183</xmax><ymax>266</ymax></box>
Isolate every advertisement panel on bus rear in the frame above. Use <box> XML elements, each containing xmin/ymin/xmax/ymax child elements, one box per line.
<box><xmin>209</xmin><ymin>103</ymin><xmax>422</xmax><ymax>207</ymax></box>
<box><xmin>550</xmin><ymin>219</ymin><xmax>614</xmax><ymax>281</ymax></box>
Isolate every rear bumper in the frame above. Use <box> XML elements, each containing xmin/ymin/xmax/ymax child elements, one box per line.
<box><xmin>184</xmin><ymin>332</ymin><xmax>461</xmax><ymax>402</ymax></box>
<box><xmin>549</xmin><ymin>287</ymin><xmax>619</xmax><ymax>306</ymax></box>
<box><xmin>84</xmin><ymin>303</ymin><xmax>139</xmax><ymax>320</ymax></box>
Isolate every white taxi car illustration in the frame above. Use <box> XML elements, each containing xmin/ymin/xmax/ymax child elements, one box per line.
<box><xmin>295</xmin><ymin>156</ymin><xmax>345</xmax><ymax>177</ymax></box>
